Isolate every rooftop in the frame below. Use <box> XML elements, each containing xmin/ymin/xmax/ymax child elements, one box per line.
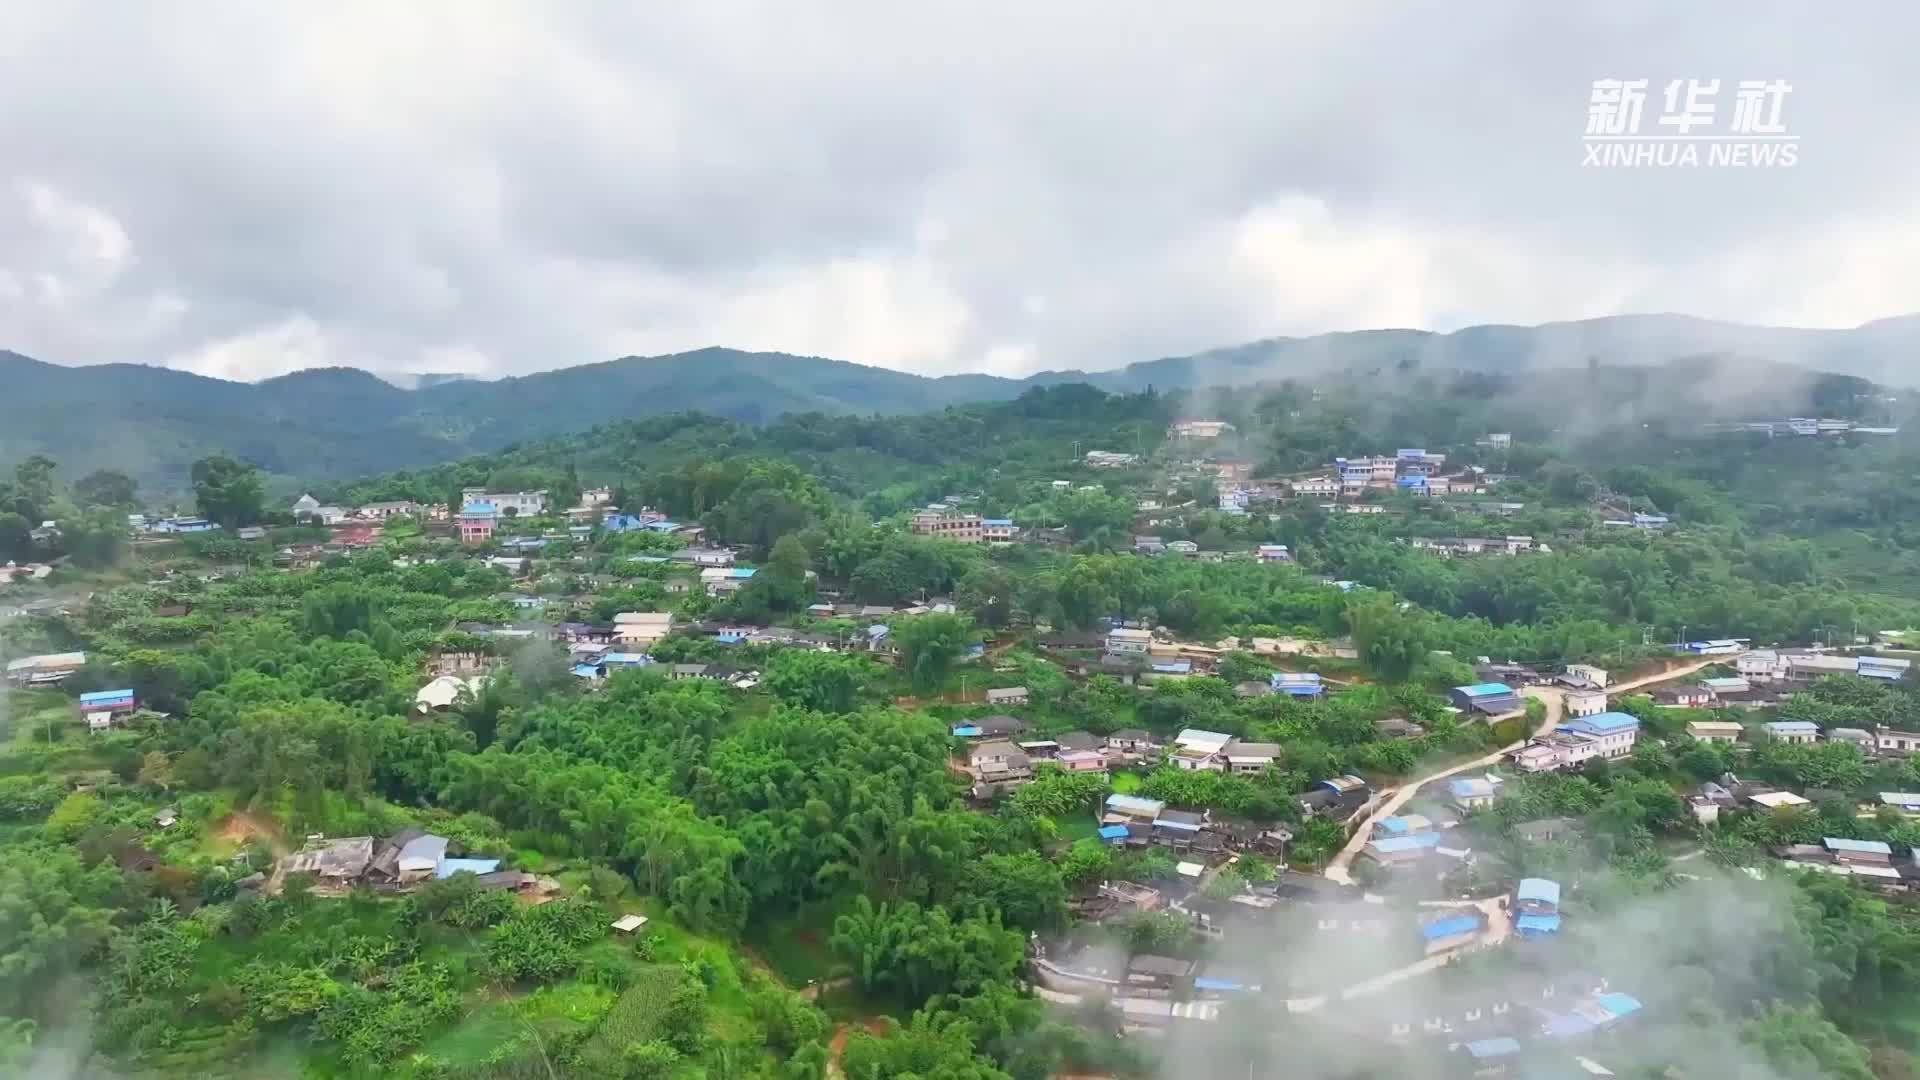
<box><xmin>1455</xmin><ymin>682</ymin><xmax>1515</xmax><ymax>697</ymax></box>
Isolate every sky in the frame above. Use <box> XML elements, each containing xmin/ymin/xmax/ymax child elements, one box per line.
<box><xmin>1</xmin><ymin>3</ymin><xmax>1917</xmax><ymax>382</ymax></box>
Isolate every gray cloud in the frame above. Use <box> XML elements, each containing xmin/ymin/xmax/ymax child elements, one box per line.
<box><xmin>1</xmin><ymin>1</ymin><xmax>1916</xmax><ymax>381</ymax></box>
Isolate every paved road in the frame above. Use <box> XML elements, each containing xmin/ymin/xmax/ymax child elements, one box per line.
<box><xmin>1322</xmin><ymin>658</ymin><xmax>1720</xmax><ymax>884</ymax></box>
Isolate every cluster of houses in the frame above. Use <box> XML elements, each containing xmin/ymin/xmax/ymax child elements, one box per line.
<box><xmin>1684</xmin><ymin>717</ymin><xmax>1920</xmax><ymax>757</ymax></box>
<box><xmin>1735</xmin><ymin>649</ymin><xmax>1912</xmax><ymax>684</ymax></box>
<box><xmin>278</xmin><ymin>828</ymin><xmax>540</xmax><ymax>896</ymax></box>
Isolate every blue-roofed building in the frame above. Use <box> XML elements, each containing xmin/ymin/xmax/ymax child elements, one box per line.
<box><xmin>435</xmin><ymin>858</ymin><xmax>502</xmax><ymax>879</ymax></box>
<box><xmin>1560</xmin><ymin>711</ymin><xmax>1639</xmax><ymax>736</ymax></box>
<box><xmin>1363</xmin><ymin>832</ymin><xmax>1441</xmax><ymax>865</ymax></box>
<box><xmin>1270</xmin><ymin>671</ymin><xmax>1324</xmax><ymax>697</ymax></box>
<box><xmin>78</xmin><ymin>688</ymin><xmax>137</xmax><ymax>730</ymax></box>
<box><xmin>601</xmin><ymin>513</ymin><xmax>647</xmax><ymax>532</ymax></box>
<box><xmin>1419</xmin><ymin>911</ymin><xmax>1485</xmax><ymax>953</ymax></box>
<box><xmin>1151</xmin><ymin>658</ymin><xmax>1193</xmax><ymax>675</ymax></box>
<box><xmin>79</xmin><ymin>688</ymin><xmax>137</xmax><ymax>711</ymax></box>
<box><xmin>980</xmin><ymin>518</ymin><xmax>1016</xmax><ymax>542</ymax></box>
<box><xmin>950</xmin><ymin>724</ymin><xmax>982</xmax><ymax>738</ymax></box>
<box><xmin>1592</xmin><ymin>992</ymin><xmax>1643</xmax><ymax>1022</ymax></box>
<box><xmin>1824</xmin><ymin>837</ymin><xmax>1894</xmax><ymax>867</ymax></box>
<box><xmin>1463</xmin><ymin>1037</ymin><xmax>1520</xmax><ymax>1060</ymax></box>
<box><xmin>641</xmin><ymin>519</ymin><xmax>681</xmax><ymax>533</ymax></box>
<box><xmin>1097</xmin><ymin>824</ymin><xmax>1130</xmax><ymax>843</ymax></box>
<box><xmin>1515</xmin><ymin>913</ymin><xmax>1562</xmax><ymax>937</ymax></box>
<box><xmin>1450</xmin><ymin>681</ymin><xmax>1521</xmax><ymax>715</ymax></box>
<box><xmin>1515</xmin><ymin>877</ymin><xmax>1561</xmax><ymax>913</ymax></box>
<box><xmin>571</xmin><ymin>663</ymin><xmax>602</xmax><ymax>680</ymax></box>
<box><xmin>601</xmin><ymin>652</ymin><xmax>651</xmax><ymax>669</ymax></box>
<box><xmin>1447</xmin><ymin>776</ymin><xmax>1498</xmax><ymax>810</ymax></box>
<box><xmin>1375</xmin><ymin>814</ymin><xmax>1432</xmax><ymax>836</ymax></box>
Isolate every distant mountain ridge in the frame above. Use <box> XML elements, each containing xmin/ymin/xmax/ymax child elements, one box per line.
<box><xmin>5</xmin><ymin>313</ymin><xmax>1917</xmax><ymax>493</ymax></box>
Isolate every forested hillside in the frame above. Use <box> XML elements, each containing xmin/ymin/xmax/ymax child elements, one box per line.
<box><xmin>6</xmin><ymin>367</ymin><xmax>1920</xmax><ymax>1078</ymax></box>
<box><xmin>6</xmin><ymin>312</ymin><xmax>1919</xmax><ymax>497</ymax></box>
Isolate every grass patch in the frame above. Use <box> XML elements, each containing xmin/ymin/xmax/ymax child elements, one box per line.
<box><xmin>745</xmin><ymin>901</ymin><xmax>841</xmax><ymax>986</ymax></box>
<box><xmin>1055</xmin><ymin>818</ymin><xmax>1100</xmax><ymax>844</ymax></box>
<box><xmin>1110</xmin><ymin>771</ymin><xmax>1143</xmax><ymax>794</ymax></box>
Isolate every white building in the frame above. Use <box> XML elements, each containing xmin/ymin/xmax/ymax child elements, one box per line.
<box><xmin>1106</xmin><ymin>627</ymin><xmax>1153</xmax><ymax>658</ymax></box>
<box><xmin>462</xmin><ymin>487</ymin><xmax>548</xmax><ymax>517</ymax></box>
<box><xmin>1564</xmin><ymin>689</ymin><xmax>1607</xmax><ymax>718</ymax></box>
<box><xmin>1564</xmin><ymin>664</ymin><xmax>1610</xmax><ymax>688</ymax></box>
<box><xmin>1511</xmin><ymin>712</ymin><xmax>1639</xmax><ymax>772</ymax></box>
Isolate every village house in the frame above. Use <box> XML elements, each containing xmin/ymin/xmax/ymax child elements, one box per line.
<box><xmin>1105</xmin><ymin>729</ymin><xmax>1156</xmax><ymax>754</ymax></box>
<box><xmin>1105</xmin><ymin>626</ymin><xmax>1154</xmax><ymax>660</ymax></box>
<box><xmin>1448</xmin><ymin>776</ymin><xmax>1499</xmax><ymax>811</ymax></box>
<box><xmin>1363</xmin><ymin>832</ymin><xmax>1441</xmax><ymax>868</ymax></box>
<box><xmin>462</xmin><ymin>488</ymin><xmax>548</xmax><ymax>517</ymax></box>
<box><xmin>1830</xmin><ymin>727</ymin><xmax>1876</xmax><ymax>752</ymax></box>
<box><xmin>1563</xmin><ymin>664</ymin><xmax>1609</xmax><ymax>688</ymax></box>
<box><xmin>1738</xmin><ymin>649</ymin><xmax>1785</xmax><ymax>681</ymax></box>
<box><xmin>1763</xmin><ymin>720</ymin><xmax>1820</xmax><ymax>745</ymax></box>
<box><xmin>355</xmin><ymin>500</ymin><xmax>419</xmax><ymax>520</ymax></box>
<box><xmin>1290</xmin><ymin>477</ymin><xmax>1340</xmax><ymax>498</ymax></box>
<box><xmin>1652</xmin><ymin>683</ymin><xmax>1713</xmax><ymax>708</ymax></box>
<box><xmin>1450</xmin><ymin>682</ymin><xmax>1522</xmax><ymax>716</ymax></box>
<box><xmin>700</xmin><ymin>566</ymin><xmax>757</xmax><ymax>594</ymax></box>
<box><xmin>1256</xmin><ymin>544</ymin><xmax>1291</xmax><ymax>563</ymax></box>
<box><xmin>1169</xmin><ymin>419</ymin><xmax>1233</xmax><ymax>439</ymax></box>
<box><xmin>1133</xmin><ymin>535</ymin><xmax>1167</xmax><ymax>555</ymax></box>
<box><xmin>968</xmin><ymin>740</ymin><xmax>1033</xmax><ymax>786</ymax></box>
<box><xmin>612</xmin><ymin>611</ymin><xmax>675</xmax><ymax>647</ymax></box>
<box><xmin>1686</xmin><ymin>720</ymin><xmax>1743</xmax><ymax>744</ymax></box>
<box><xmin>458</xmin><ymin>500</ymin><xmax>497</xmax><ymax>544</ymax></box>
<box><xmin>1223</xmin><ymin>742</ymin><xmax>1280</xmax><ymax>775</ymax></box>
<box><xmin>6</xmin><ymin>651</ymin><xmax>87</xmax><ymax>686</ymax></box>
<box><xmin>1701</xmin><ymin>676</ymin><xmax>1752</xmax><ymax>699</ymax></box>
<box><xmin>1563</xmin><ymin>688</ymin><xmax>1607</xmax><ymax>718</ymax></box>
<box><xmin>1878</xmin><ymin>726</ymin><xmax>1920</xmax><ymax>755</ymax></box>
<box><xmin>909</xmin><ymin>504</ymin><xmax>984</xmax><ymax>542</ymax></box>
<box><xmin>1056</xmin><ymin>749</ymin><xmax>1108</xmax><ymax>775</ymax></box>
<box><xmin>1169</xmin><ymin>729</ymin><xmax>1234</xmax><ymax>771</ymax></box>
<box><xmin>985</xmin><ymin>686</ymin><xmax>1030</xmax><ymax>707</ymax></box>
<box><xmin>672</xmin><ymin>546</ymin><xmax>737</xmax><ymax>568</ymax></box>
<box><xmin>79</xmin><ymin>688</ymin><xmax>138</xmax><ymax>732</ymax></box>
<box><xmin>1513</xmin><ymin>878</ymin><xmax>1562</xmax><ymax>938</ymax></box>
<box><xmin>1270</xmin><ymin>671</ymin><xmax>1324</xmax><ymax>699</ymax></box>
<box><xmin>1511</xmin><ymin>712</ymin><xmax>1639</xmax><ymax>772</ymax></box>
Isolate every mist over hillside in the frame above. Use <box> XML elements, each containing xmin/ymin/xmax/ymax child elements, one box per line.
<box><xmin>3</xmin><ymin>313</ymin><xmax>1916</xmax><ymax>494</ymax></box>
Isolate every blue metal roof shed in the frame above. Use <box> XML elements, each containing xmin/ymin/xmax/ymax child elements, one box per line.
<box><xmin>1516</xmin><ymin>877</ymin><xmax>1561</xmax><ymax>906</ymax></box>
<box><xmin>1097</xmin><ymin>824</ymin><xmax>1129</xmax><ymax>842</ymax></box>
<box><xmin>1421</xmin><ymin>914</ymin><xmax>1482</xmax><ymax>940</ymax></box>
<box><xmin>1464</xmin><ymin>1037</ymin><xmax>1520</xmax><ymax>1059</ymax></box>
<box><xmin>1562</xmin><ymin>711</ymin><xmax>1639</xmax><ymax>734</ymax></box>
<box><xmin>1594</xmin><ymin>993</ymin><xmax>1643</xmax><ymax>1021</ymax></box>
<box><xmin>1516</xmin><ymin>913</ymin><xmax>1562</xmax><ymax>936</ymax></box>
<box><xmin>1455</xmin><ymin>682</ymin><xmax>1515</xmax><ymax>697</ymax></box>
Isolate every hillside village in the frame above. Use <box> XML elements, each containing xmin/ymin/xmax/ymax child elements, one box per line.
<box><xmin>5</xmin><ymin>385</ymin><xmax>1920</xmax><ymax>1079</ymax></box>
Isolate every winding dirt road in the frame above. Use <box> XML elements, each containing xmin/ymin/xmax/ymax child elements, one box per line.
<box><xmin>1321</xmin><ymin>658</ymin><xmax>1720</xmax><ymax>884</ymax></box>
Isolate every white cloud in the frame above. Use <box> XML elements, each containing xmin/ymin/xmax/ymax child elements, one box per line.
<box><xmin>0</xmin><ymin>3</ymin><xmax>1916</xmax><ymax>380</ymax></box>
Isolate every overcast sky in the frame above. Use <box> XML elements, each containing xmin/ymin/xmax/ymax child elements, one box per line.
<box><xmin>1</xmin><ymin>3</ymin><xmax>1915</xmax><ymax>382</ymax></box>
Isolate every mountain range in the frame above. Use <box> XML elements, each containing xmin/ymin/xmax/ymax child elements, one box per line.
<box><xmin>5</xmin><ymin>312</ymin><xmax>1917</xmax><ymax>494</ymax></box>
